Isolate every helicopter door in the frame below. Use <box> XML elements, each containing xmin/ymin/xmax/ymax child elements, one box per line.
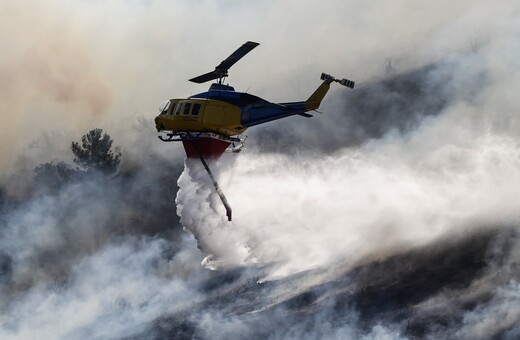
<box><xmin>202</xmin><ymin>103</ymin><xmax>225</xmax><ymax>127</ymax></box>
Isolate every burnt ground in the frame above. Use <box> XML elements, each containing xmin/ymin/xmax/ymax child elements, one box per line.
<box><xmin>134</xmin><ymin>226</ymin><xmax>517</xmax><ymax>339</ymax></box>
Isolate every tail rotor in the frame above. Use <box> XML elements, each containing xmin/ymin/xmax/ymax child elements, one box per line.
<box><xmin>321</xmin><ymin>73</ymin><xmax>355</xmax><ymax>89</ymax></box>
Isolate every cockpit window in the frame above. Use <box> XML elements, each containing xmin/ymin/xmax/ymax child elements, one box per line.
<box><xmin>192</xmin><ymin>103</ymin><xmax>201</xmax><ymax>116</ymax></box>
<box><xmin>159</xmin><ymin>100</ymin><xmax>171</xmax><ymax>115</ymax></box>
<box><xmin>183</xmin><ymin>103</ymin><xmax>192</xmax><ymax>115</ymax></box>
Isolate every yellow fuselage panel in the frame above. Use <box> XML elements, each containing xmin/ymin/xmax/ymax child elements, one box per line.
<box><xmin>155</xmin><ymin>99</ymin><xmax>246</xmax><ymax>136</ymax></box>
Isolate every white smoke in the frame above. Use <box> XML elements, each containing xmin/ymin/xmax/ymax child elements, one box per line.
<box><xmin>178</xmin><ymin>133</ymin><xmax>520</xmax><ymax>279</ymax></box>
<box><xmin>455</xmin><ymin>282</ymin><xmax>520</xmax><ymax>339</ymax></box>
<box><xmin>2</xmin><ymin>0</ymin><xmax>520</xmax><ymax>338</ymax></box>
<box><xmin>0</xmin><ymin>236</ymin><xmax>206</xmax><ymax>340</ymax></box>
<box><xmin>173</xmin><ymin>0</ymin><xmax>520</xmax><ymax>279</ymax></box>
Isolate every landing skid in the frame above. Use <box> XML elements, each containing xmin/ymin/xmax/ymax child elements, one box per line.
<box><xmin>225</xmin><ymin>136</ymin><xmax>247</xmax><ymax>153</ymax></box>
<box><xmin>158</xmin><ymin>131</ymin><xmax>243</xmax><ymax>144</ymax></box>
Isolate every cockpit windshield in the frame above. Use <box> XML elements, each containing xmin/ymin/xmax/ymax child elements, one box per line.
<box><xmin>159</xmin><ymin>100</ymin><xmax>171</xmax><ymax>114</ymax></box>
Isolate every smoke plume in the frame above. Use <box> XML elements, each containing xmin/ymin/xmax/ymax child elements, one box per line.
<box><xmin>2</xmin><ymin>0</ymin><xmax>520</xmax><ymax>339</ymax></box>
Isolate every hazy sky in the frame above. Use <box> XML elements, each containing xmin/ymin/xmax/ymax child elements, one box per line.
<box><xmin>2</xmin><ymin>0</ymin><xmax>516</xmax><ymax>171</ymax></box>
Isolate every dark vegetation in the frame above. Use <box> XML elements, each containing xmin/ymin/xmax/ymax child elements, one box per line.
<box><xmin>71</xmin><ymin>128</ymin><xmax>121</xmax><ymax>174</ymax></box>
<box><xmin>252</xmin><ymin>62</ymin><xmax>466</xmax><ymax>154</ymax></box>
<box><xmin>0</xmin><ymin>128</ymin><xmax>182</xmax><ymax>289</ymax></box>
<box><xmin>139</xmin><ymin>228</ymin><xmax>517</xmax><ymax>339</ymax></box>
<box><xmin>34</xmin><ymin>128</ymin><xmax>121</xmax><ymax>193</ymax></box>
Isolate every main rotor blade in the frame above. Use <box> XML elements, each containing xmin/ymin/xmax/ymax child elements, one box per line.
<box><xmin>189</xmin><ymin>70</ymin><xmax>219</xmax><ymax>84</ymax></box>
<box><xmin>189</xmin><ymin>41</ymin><xmax>260</xmax><ymax>84</ymax></box>
<box><xmin>215</xmin><ymin>41</ymin><xmax>259</xmax><ymax>71</ymax></box>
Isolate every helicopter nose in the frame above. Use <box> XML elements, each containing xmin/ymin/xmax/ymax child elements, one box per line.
<box><xmin>154</xmin><ymin>116</ymin><xmax>161</xmax><ymax>131</ymax></box>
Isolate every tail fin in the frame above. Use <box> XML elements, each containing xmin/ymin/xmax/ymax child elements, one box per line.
<box><xmin>306</xmin><ymin>80</ymin><xmax>331</xmax><ymax>110</ymax></box>
<box><xmin>305</xmin><ymin>73</ymin><xmax>355</xmax><ymax>110</ymax></box>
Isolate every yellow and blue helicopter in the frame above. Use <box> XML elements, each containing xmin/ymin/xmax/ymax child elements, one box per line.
<box><xmin>154</xmin><ymin>41</ymin><xmax>354</xmax><ymax>220</ymax></box>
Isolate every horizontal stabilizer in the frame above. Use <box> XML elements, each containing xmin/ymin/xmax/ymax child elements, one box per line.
<box><xmin>298</xmin><ymin>113</ymin><xmax>314</xmax><ymax>118</ymax></box>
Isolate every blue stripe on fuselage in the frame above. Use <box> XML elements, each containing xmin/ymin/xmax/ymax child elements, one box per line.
<box><xmin>189</xmin><ymin>90</ymin><xmax>308</xmax><ymax>127</ymax></box>
<box><xmin>242</xmin><ymin>102</ymin><xmax>307</xmax><ymax>127</ymax></box>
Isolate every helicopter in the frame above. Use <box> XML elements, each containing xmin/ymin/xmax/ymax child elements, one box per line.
<box><xmin>154</xmin><ymin>41</ymin><xmax>354</xmax><ymax>221</ymax></box>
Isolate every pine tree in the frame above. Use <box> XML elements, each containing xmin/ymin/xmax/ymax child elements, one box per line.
<box><xmin>71</xmin><ymin>129</ymin><xmax>121</xmax><ymax>174</ymax></box>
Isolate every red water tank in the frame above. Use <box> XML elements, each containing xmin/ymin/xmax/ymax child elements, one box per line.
<box><xmin>182</xmin><ymin>137</ymin><xmax>230</xmax><ymax>159</ymax></box>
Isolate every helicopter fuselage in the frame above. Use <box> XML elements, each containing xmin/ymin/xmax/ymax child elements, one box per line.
<box><xmin>154</xmin><ymin>92</ymin><xmax>246</xmax><ymax>137</ymax></box>
<box><xmin>154</xmin><ymin>81</ymin><xmax>331</xmax><ymax>138</ymax></box>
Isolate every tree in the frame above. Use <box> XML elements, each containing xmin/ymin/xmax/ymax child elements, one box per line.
<box><xmin>71</xmin><ymin>129</ymin><xmax>121</xmax><ymax>174</ymax></box>
<box><xmin>34</xmin><ymin>161</ymin><xmax>75</xmax><ymax>192</ymax></box>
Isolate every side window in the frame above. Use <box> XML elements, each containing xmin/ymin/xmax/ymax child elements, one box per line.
<box><xmin>192</xmin><ymin>103</ymin><xmax>201</xmax><ymax>116</ymax></box>
<box><xmin>169</xmin><ymin>103</ymin><xmax>177</xmax><ymax>115</ymax></box>
<box><xmin>175</xmin><ymin>103</ymin><xmax>183</xmax><ymax>115</ymax></box>
<box><xmin>183</xmin><ymin>103</ymin><xmax>192</xmax><ymax>115</ymax></box>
